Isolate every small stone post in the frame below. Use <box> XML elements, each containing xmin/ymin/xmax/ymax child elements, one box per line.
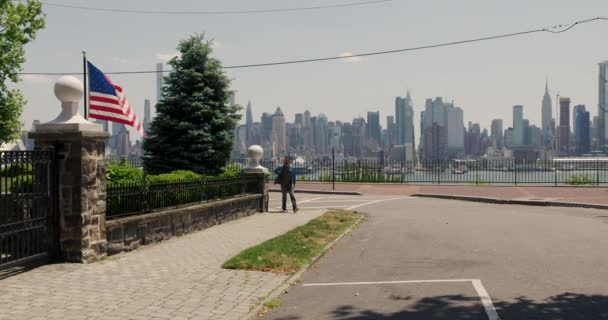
<box><xmin>244</xmin><ymin>145</ymin><xmax>269</xmax><ymax>212</ymax></box>
<box><xmin>29</xmin><ymin>76</ymin><xmax>110</xmax><ymax>263</ymax></box>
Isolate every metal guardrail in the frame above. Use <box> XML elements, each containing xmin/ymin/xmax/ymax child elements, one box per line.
<box><xmin>229</xmin><ymin>158</ymin><xmax>608</xmax><ymax>186</ymax></box>
<box><xmin>106</xmin><ymin>174</ymin><xmax>260</xmax><ymax>219</ymax></box>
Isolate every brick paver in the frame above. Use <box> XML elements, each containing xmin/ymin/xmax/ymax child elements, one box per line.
<box><xmin>0</xmin><ymin>195</ymin><xmax>332</xmax><ymax>320</ymax></box>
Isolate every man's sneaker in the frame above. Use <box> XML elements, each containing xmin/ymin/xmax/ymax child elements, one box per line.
<box><xmin>293</xmin><ymin>208</ymin><xmax>299</xmax><ymax>213</ymax></box>
<box><xmin>281</xmin><ymin>209</ymin><xmax>288</xmax><ymax>213</ymax></box>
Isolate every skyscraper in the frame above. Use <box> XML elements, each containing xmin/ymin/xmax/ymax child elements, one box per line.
<box><xmin>386</xmin><ymin>116</ymin><xmax>395</xmax><ymax>148</ymax></box>
<box><xmin>342</xmin><ymin>123</ymin><xmax>354</xmax><ymax>157</ymax></box>
<box><xmin>366</xmin><ymin>111</ymin><xmax>381</xmax><ymax>147</ymax></box>
<box><xmin>314</xmin><ymin>114</ymin><xmax>329</xmax><ymax>154</ymax></box>
<box><xmin>575</xmin><ymin>109</ymin><xmax>591</xmax><ymax>155</ymax></box>
<box><xmin>420</xmin><ymin>97</ymin><xmax>461</xmax><ymax>160</ymax></box>
<box><xmin>261</xmin><ymin>112</ymin><xmax>273</xmax><ymax>147</ymax></box>
<box><xmin>572</xmin><ymin>104</ymin><xmax>586</xmax><ymax>143</ymax></box>
<box><xmin>599</xmin><ymin>61</ymin><xmax>608</xmax><ymax>148</ymax></box>
<box><xmin>156</xmin><ymin>63</ymin><xmax>164</xmax><ymax>104</ymax></box>
<box><xmin>245</xmin><ymin>101</ymin><xmax>253</xmax><ymax>145</ymax></box>
<box><xmin>423</xmin><ymin>123</ymin><xmax>447</xmax><ymax>161</ymax></box>
<box><xmin>144</xmin><ymin>99</ymin><xmax>151</xmax><ymax>134</ymax></box>
<box><xmin>272</xmin><ymin>107</ymin><xmax>287</xmax><ymax>156</ymax></box>
<box><xmin>352</xmin><ymin>117</ymin><xmax>366</xmax><ymax>158</ymax></box>
<box><xmin>512</xmin><ymin>105</ymin><xmax>524</xmax><ymax>146</ymax></box>
<box><xmin>303</xmin><ymin>110</ymin><xmax>313</xmax><ymax>151</ymax></box>
<box><xmin>542</xmin><ymin>81</ymin><xmax>553</xmax><ymax>150</ymax></box>
<box><xmin>558</xmin><ymin>97</ymin><xmax>571</xmax><ymax>156</ymax></box>
<box><xmin>446</xmin><ymin>104</ymin><xmax>464</xmax><ymax>154</ymax></box>
<box><xmin>490</xmin><ymin>119</ymin><xmax>503</xmax><ymax>150</ymax></box>
<box><xmin>395</xmin><ymin>91</ymin><xmax>415</xmax><ymax>146</ymax></box>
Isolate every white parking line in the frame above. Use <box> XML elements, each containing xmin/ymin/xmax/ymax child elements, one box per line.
<box><xmin>346</xmin><ymin>198</ymin><xmax>405</xmax><ymax>210</ymax></box>
<box><xmin>302</xmin><ymin>279</ymin><xmax>501</xmax><ymax>320</ymax></box>
<box><xmin>306</xmin><ymin>199</ymin><xmax>381</xmax><ymax>203</ymax></box>
<box><xmin>302</xmin><ymin>279</ymin><xmax>476</xmax><ymax>286</ymax></box>
<box><xmin>472</xmin><ymin>279</ymin><xmax>501</xmax><ymax>320</ymax></box>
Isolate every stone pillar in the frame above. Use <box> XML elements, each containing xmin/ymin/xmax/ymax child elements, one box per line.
<box><xmin>244</xmin><ymin>145</ymin><xmax>269</xmax><ymax>212</ymax></box>
<box><xmin>29</xmin><ymin>76</ymin><xmax>110</xmax><ymax>263</ymax></box>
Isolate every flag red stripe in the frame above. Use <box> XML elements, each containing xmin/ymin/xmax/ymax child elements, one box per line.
<box><xmin>89</xmin><ymin>104</ymin><xmax>128</xmax><ymax>115</ymax></box>
<box><xmin>90</xmin><ymin>96</ymin><xmax>120</xmax><ymax>105</ymax></box>
<box><xmin>89</xmin><ymin>113</ymin><xmax>135</xmax><ymax>126</ymax></box>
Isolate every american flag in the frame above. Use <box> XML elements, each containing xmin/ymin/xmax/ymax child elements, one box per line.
<box><xmin>87</xmin><ymin>61</ymin><xmax>145</xmax><ymax>136</ymax></box>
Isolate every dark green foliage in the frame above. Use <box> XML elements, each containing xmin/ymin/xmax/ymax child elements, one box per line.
<box><xmin>9</xmin><ymin>175</ymin><xmax>32</xmax><ymax>193</ymax></box>
<box><xmin>144</xmin><ymin>34</ymin><xmax>241</xmax><ymax>175</ymax></box>
<box><xmin>0</xmin><ymin>164</ymin><xmax>33</xmax><ymax>177</ymax></box>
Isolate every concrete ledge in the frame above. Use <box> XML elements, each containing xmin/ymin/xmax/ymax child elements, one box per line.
<box><xmin>269</xmin><ymin>188</ymin><xmax>362</xmax><ymax>196</ymax></box>
<box><xmin>106</xmin><ymin>194</ymin><xmax>263</xmax><ymax>255</ymax></box>
<box><xmin>412</xmin><ymin>193</ymin><xmax>608</xmax><ymax>210</ymax></box>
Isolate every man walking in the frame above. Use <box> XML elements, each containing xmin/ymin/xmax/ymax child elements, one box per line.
<box><xmin>274</xmin><ymin>156</ymin><xmax>298</xmax><ymax>213</ymax></box>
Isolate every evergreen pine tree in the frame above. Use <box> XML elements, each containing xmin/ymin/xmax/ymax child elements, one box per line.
<box><xmin>144</xmin><ymin>34</ymin><xmax>241</xmax><ymax>174</ymax></box>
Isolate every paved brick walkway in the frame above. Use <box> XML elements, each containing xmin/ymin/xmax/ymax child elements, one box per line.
<box><xmin>0</xmin><ymin>195</ymin><xmax>329</xmax><ymax>320</ymax></box>
<box><xmin>288</xmin><ymin>182</ymin><xmax>608</xmax><ymax>205</ymax></box>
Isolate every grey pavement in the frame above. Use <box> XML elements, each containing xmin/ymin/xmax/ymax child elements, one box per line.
<box><xmin>265</xmin><ymin>197</ymin><xmax>608</xmax><ymax>320</ymax></box>
<box><xmin>0</xmin><ymin>194</ymin><xmax>384</xmax><ymax>320</ymax></box>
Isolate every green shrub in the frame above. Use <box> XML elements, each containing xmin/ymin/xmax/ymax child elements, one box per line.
<box><xmin>107</xmin><ymin>161</ymin><xmax>143</xmax><ymax>184</ymax></box>
<box><xmin>565</xmin><ymin>175</ymin><xmax>593</xmax><ymax>186</ymax></box>
<box><xmin>10</xmin><ymin>175</ymin><xmax>33</xmax><ymax>193</ymax></box>
<box><xmin>147</xmin><ymin>170</ymin><xmax>201</xmax><ymax>183</ymax></box>
<box><xmin>1</xmin><ymin>164</ymin><xmax>33</xmax><ymax>177</ymax></box>
<box><xmin>220</xmin><ymin>164</ymin><xmax>242</xmax><ymax>177</ymax></box>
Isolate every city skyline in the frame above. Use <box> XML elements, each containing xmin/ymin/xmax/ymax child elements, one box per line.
<box><xmin>14</xmin><ymin>0</ymin><xmax>608</xmax><ymax>139</ymax></box>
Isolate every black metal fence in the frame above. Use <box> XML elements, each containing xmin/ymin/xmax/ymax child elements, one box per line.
<box><xmin>106</xmin><ymin>174</ymin><xmax>260</xmax><ymax>219</ymax></box>
<box><xmin>1</xmin><ymin>151</ymin><xmax>57</xmax><ymax>269</ymax></box>
<box><xmin>229</xmin><ymin>158</ymin><xmax>608</xmax><ymax>186</ymax></box>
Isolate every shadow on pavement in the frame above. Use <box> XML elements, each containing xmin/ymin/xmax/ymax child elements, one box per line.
<box><xmin>270</xmin><ymin>293</ymin><xmax>608</xmax><ymax>320</ymax></box>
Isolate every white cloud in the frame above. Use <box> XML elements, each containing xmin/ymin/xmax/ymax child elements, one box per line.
<box><xmin>112</xmin><ymin>57</ymin><xmax>129</xmax><ymax>64</ymax></box>
<box><xmin>20</xmin><ymin>74</ymin><xmax>54</xmax><ymax>85</ymax></box>
<box><xmin>339</xmin><ymin>52</ymin><xmax>364</xmax><ymax>63</ymax></box>
<box><xmin>155</xmin><ymin>52</ymin><xmax>181</xmax><ymax>62</ymax></box>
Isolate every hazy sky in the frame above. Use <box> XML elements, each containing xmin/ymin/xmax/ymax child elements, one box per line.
<box><xmin>15</xmin><ymin>0</ymin><xmax>608</xmax><ymax>140</ymax></box>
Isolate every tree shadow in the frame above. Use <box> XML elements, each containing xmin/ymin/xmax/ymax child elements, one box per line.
<box><xmin>270</xmin><ymin>293</ymin><xmax>608</xmax><ymax>320</ymax></box>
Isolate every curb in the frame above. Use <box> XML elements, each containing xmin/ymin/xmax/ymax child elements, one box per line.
<box><xmin>412</xmin><ymin>193</ymin><xmax>608</xmax><ymax>210</ymax></box>
<box><xmin>242</xmin><ymin>213</ymin><xmax>366</xmax><ymax>320</ymax></box>
<box><xmin>269</xmin><ymin>188</ymin><xmax>362</xmax><ymax>196</ymax></box>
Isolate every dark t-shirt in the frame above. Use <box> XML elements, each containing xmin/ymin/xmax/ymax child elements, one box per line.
<box><xmin>279</xmin><ymin>166</ymin><xmax>292</xmax><ymax>187</ymax></box>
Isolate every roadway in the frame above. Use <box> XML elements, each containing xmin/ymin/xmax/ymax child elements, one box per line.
<box><xmin>264</xmin><ymin>195</ymin><xmax>608</xmax><ymax>319</ymax></box>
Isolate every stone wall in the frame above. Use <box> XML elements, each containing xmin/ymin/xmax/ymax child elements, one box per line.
<box><xmin>105</xmin><ymin>194</ymin><xmax>262</xmax><ymax>255</ymax></box>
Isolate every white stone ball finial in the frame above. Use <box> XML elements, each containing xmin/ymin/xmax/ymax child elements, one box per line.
<box><xmin>34</xmin><ymin>75</ymin><xmax>103</xmax><ymax>132</ymax></box>
<box><xmin>54</xmin><ymin>76</ymin><xmax>84</xmax><ymax>103</ymax></box>
<box><xmin>245</xmin><ymin>145</ymin><xmax>268</xmax><ymax>174</ymax></box>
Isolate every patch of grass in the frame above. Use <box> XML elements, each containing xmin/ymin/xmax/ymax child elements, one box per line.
<box><xmin>222</xmin><ymin>210</ymin><xmax>363</xmax><ymax>274</ymax></box>
<box><xmin>565</xmin><ymin>175</ymin><xmax>593</xmax><ymax>186</ymax></box>
<box><xmin>264</xmin><ymin>298</ymin><xmax>282</xmax><ymax>310</ymax></box>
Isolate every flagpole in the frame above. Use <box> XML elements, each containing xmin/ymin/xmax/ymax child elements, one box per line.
<box><xmin>82</xmin><ymin>50</ymin><xmax>88</xmax><ymax>119</ymax></box>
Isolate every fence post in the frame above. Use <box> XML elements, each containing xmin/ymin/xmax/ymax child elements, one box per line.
<box><xmin>514</xmin><ymin>160</ymin><xmax>518</xmax><ymax>185</ymax></box>
<box><xmin>597</xmin><ymin>159</ymin><xmax>600</xmax><ymax>187</ymax></box>
<box><xmin>554</xmin><ymin>160</ymin><xmax>558</xmax><ymax>186</ymax></box>
<box><xmin>332</xmin><ymin>147</ymin><xmax>335</xmax><ymax>190</ymax></box>
<box><xmin>29</xmin><ymin>76</ymin><xmax>110</xmax><ymax>263</ymax></box>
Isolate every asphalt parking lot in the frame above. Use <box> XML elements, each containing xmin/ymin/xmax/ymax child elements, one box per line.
<box><xmin>264</xmin><ymin>196</ymin><xmax>608</xmax><ymax>320</ymax></box>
